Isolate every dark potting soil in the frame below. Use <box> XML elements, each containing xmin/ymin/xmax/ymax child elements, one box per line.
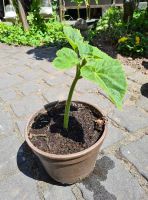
<box><xmin>28</xmin><ymin>102</ymin><xmax>105</xmax><ymax>155</ymax></box>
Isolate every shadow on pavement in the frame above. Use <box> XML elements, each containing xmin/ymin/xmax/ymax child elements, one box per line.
<box><xmin>17</xmin><ymin>142</ymin><xmax>116</xmax><ymax>193</ymax></box>
<box><xmin>17</xmin><ymin>142</ymin><xmax>68</xmax><ymax>186</ymax></box>
<box><xmin>82</xmin><ymin>156</ymin><xmax>117</xmax><ymax>200</ymax></box>
<box><xmin>141</xmin><ymin>83</ymin><xmax>148</xmax><ymax>98</ymax></box>
<box><xmin>142</xmin><ymin>61</ymin><xmax>148</xmax><ymax>70</ymax></box>
<box><xmin>26</xmin><ymin>46</ymin><xmax>58</xmax><ymax>62</ymax></box>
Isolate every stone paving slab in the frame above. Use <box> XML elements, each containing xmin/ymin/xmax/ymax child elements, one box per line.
<box><xmin>11</xmin><ymin>95</ymin><xmax>46</xmax><ymax>117</ymax></box>
<box><xmin>0</xmin><ymin>88</ymin><xmax>17</xmax><ymax>102</ymax></box>
<box><xmin>0</xmin><ymin>135</ymin><xmax>21</xmax><ymax>178</ymax></box>
<box><xmin>43</xmin><ymin>185</ymin><xmax>76</xmax><ymax>200</ymax></box>
<box><xmin>16</xmin><ymin>119</ymin><xmax>28</xmax><ymax>138</ymax></box>
<box><xmin>127</xmin><ymin>80</ymin><xmax>141</xmax><ymax>93</ymax></box>
<box><xmin>101</xmin><ymin>123</ymin><xmax>124</xmax><ymax>150</ymax></box>
<box><xmin>8</xmin><ymin>65</ymin><xmax>30</xmax><ymax>75</ymax></box>
<box><xmin>0</xmin><ymin>105</ymin><xmax>15</xmax><ymax>136</ymax></box>
<box><xmin>18</xmin><ymin>69</ymin><xmax>46</xmax><ymax>81</ymax></box>
<box><xmin>42</xmin><ymin>85</ymin><xmax>71</xmax><ymax>102</ymax></box>
<box><xmin>0</xmin><ymin>73</ymin><xmax>23</xmax><ymax>90</ymax></box>
<box><xmin>76</xmin><ymin>92</ymin><xmax>113</xmax><ymax>115</ymax></box>
<box><xmin>120</xmin><ymin>135</ymin><xmax>148</xmax><ymax>180</ymax></box>
<box><xmin>123</xmin><ymin>65</ymin><xmax>137</xmax><ymax>76</ymax></box>
<box><xmin>0</xmin><ymin>44</ymin><xmax>148</xmax><ymax>200</ymax></box>
<box><xmin>78</xmin><ymin>155</ymin><xmax>147</xmax><ymax>200</ymax></box>
<box><xmin>16</xmin><ymin>80</ymin><xmax>48</xmax><ymax>96</ymax></box>
<box><xmin>75</xmin><ymin>79</ymin><xmax>99</xmax><ymax>93</ymax></box>
<box><xmin>136</xmin><ymin>95</ymin><xmax>148</xmax><ymax>112</ymax></box>
<box><xmin>128</xmin><ymin>71</ymin><xmax>147</xmax><ymax>85</ymax></box>
<box><xmin>43</xmin><ymin>73</ymin><xmax>72</xmax><ymax>87</ymax></box>
<box><xmin>0</xmin><ymin>172</ymin><xmax>40</xmax><ymax>200</ymax></box>
<box><xmin>109</xmin><ymin>106</ymin><xmax>148</xmax><ymax>132</ymax></box>
<box><xmin>40</xmin><ymin>62</ymin><xmax>59</xmax><ymax>74</ymax></box>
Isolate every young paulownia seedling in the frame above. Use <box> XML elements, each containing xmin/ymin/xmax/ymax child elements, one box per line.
<box><xmin>53</xmin><ymin>26</ymin><xmax>127</xmax><ymax>130</ymax></box>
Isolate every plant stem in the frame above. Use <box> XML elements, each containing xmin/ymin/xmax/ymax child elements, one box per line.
<box><xmin>63</xmin><ymin>66</ymin><xmax>80</xmax><ymax>130</ymax></box>
<box><xmin>86</xmin><ymin>5</ymin><xmax>89</xmax><ymax>19</ymax></box>
<box><xmin>77</xmin><ymin>5</ymin><xmax>80</xmax><ymax>19</ymax></box>
<box><xmin>86</xmin><ymin>0</ymin><xmax>91</xmax><ymax>20</ymax></box>
<box><xmin>88</xmin><ymin>5</ymin><xmax>91</xmax><ymax>19</ymax></box>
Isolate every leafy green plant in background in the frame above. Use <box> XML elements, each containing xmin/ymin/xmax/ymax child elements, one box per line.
<box><xmin>117</xmin><ymin>33</ymin><xmax>148</xmax><ymax>57</ymax></box>
<box><xmin>0</xmin><ymin>0</ymin><xmax>66</xmax><ymax>47</ymax></box>
<box><xmin>51</xmin><ymin>0</ymin><xmax>58</xmax><ymax>11</ymax></box>
<box><xmin>53</xmin><ymin>26</ymin><xmax>127</xmax><ymax>130</ymax></box>
<box><xmin>128</xmin><ymin>9</ymin><xmax>148</xmax><ymax>33</ymax></box>
<box><xmin>94</xmin><ymin>6</ymin><xmax>148</xmax><ymax>57</ymax></box>
<box><xmin>95</xmin><ymin>6</ymin><xmax>124</xmax><ymax>43</ymax></box>
<box><xmin>27</xmin><ymin>0</ymin><xmax>46</xmax><ymax>32</ymax></box>
<box><xmin>0</xmin><ymin>18</ymin><xmax>65</xmax><ymax>46</ymax></box>
<box><xmin>117</xmin><ymin>9</ymin><xmax>148</xmax><ymax>57</ymax></box>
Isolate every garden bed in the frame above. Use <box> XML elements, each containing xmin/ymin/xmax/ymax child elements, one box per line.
<box><xmin>92</xmin><ymin>37</ymin><xmax>148</xmax><ymax>75</ymax></box>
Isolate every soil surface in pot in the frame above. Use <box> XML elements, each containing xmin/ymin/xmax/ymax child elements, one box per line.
<box><xmin>28</xmin><ymin>102</ymin><xmax>105</xmax><ymax>155</ymax></box>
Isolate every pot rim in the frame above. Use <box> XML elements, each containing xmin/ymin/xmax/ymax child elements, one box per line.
<box><xmin>25</xmin><ymin>100</ymin><xmax>108</xmax><ymax>160</ymax></box>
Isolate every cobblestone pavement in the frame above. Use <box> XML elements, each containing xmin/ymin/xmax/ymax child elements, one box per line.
<box><xmin>0</xmin><ymin>43</ymin><xmax>148</xmax><ymax>200</ymax></box>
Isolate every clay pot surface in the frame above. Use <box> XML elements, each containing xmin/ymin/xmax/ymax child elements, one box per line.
<box><xmin>25</xmin><ymin>101</ymin><xmax>107</xmax><ymax>184</ymax></box>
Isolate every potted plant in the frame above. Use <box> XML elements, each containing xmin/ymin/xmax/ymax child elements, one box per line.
<box><xmin>25</xmin><ymin>26</ymin><xmax>127</xmax><ymax>184</ymax></box>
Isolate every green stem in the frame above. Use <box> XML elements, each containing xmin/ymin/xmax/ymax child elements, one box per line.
<box><xmin>77</xmin><ymin>5</ymin><xmax>80</xmax><ymax>19</ymax></box>
<box><xmin>86</xmin><ymin>5</ymin><xmax>89</xmax><ymax>19</ymax></box>
<box><xmin>88</xmin><ymin>5</ymin><xmax>91</xmax><ymax>19</ymax></box>
<box><xmin>86</xmin><ymin>0</ymin><xmax>91</xmax><ymax>20</ymax></box>
<box><xmin>63</xmin><ymin>66</ymin><xmax>80</xmax><ymax>130</ymax></box>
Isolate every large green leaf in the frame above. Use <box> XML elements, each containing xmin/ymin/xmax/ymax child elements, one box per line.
<box><xmin>91</xmin><ymin>46</ymin><xmax>112</xmax><ymax>60</ymax></box>
<box><xmin>63</xmin><ymin>26</ymin><xmax>84</xmax><ymax>50</ymax></box>
<box><xmin>81</xmin><ymin>59</ymin><xmax>127</xmax><ymax>109</ymax></box>
<box><xmin>52</xmin><ymin>48</ymin><xmax>79</xmax><ymax>69</ymax></box>
<box><xmin>78</xmin><ymin>42</ymin><xmax>94</xmax><ymax>57</ymax></box>
<box><xmin>78</xmin><ymin>42</ymin><xmax>111</xmax><ymax>60</ymax></box>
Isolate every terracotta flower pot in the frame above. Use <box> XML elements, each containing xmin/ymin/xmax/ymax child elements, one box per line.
<box><xmin>25</xmin><ymin>101</ymin><xmax>107</xmax><ymax>184</ymax></box>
